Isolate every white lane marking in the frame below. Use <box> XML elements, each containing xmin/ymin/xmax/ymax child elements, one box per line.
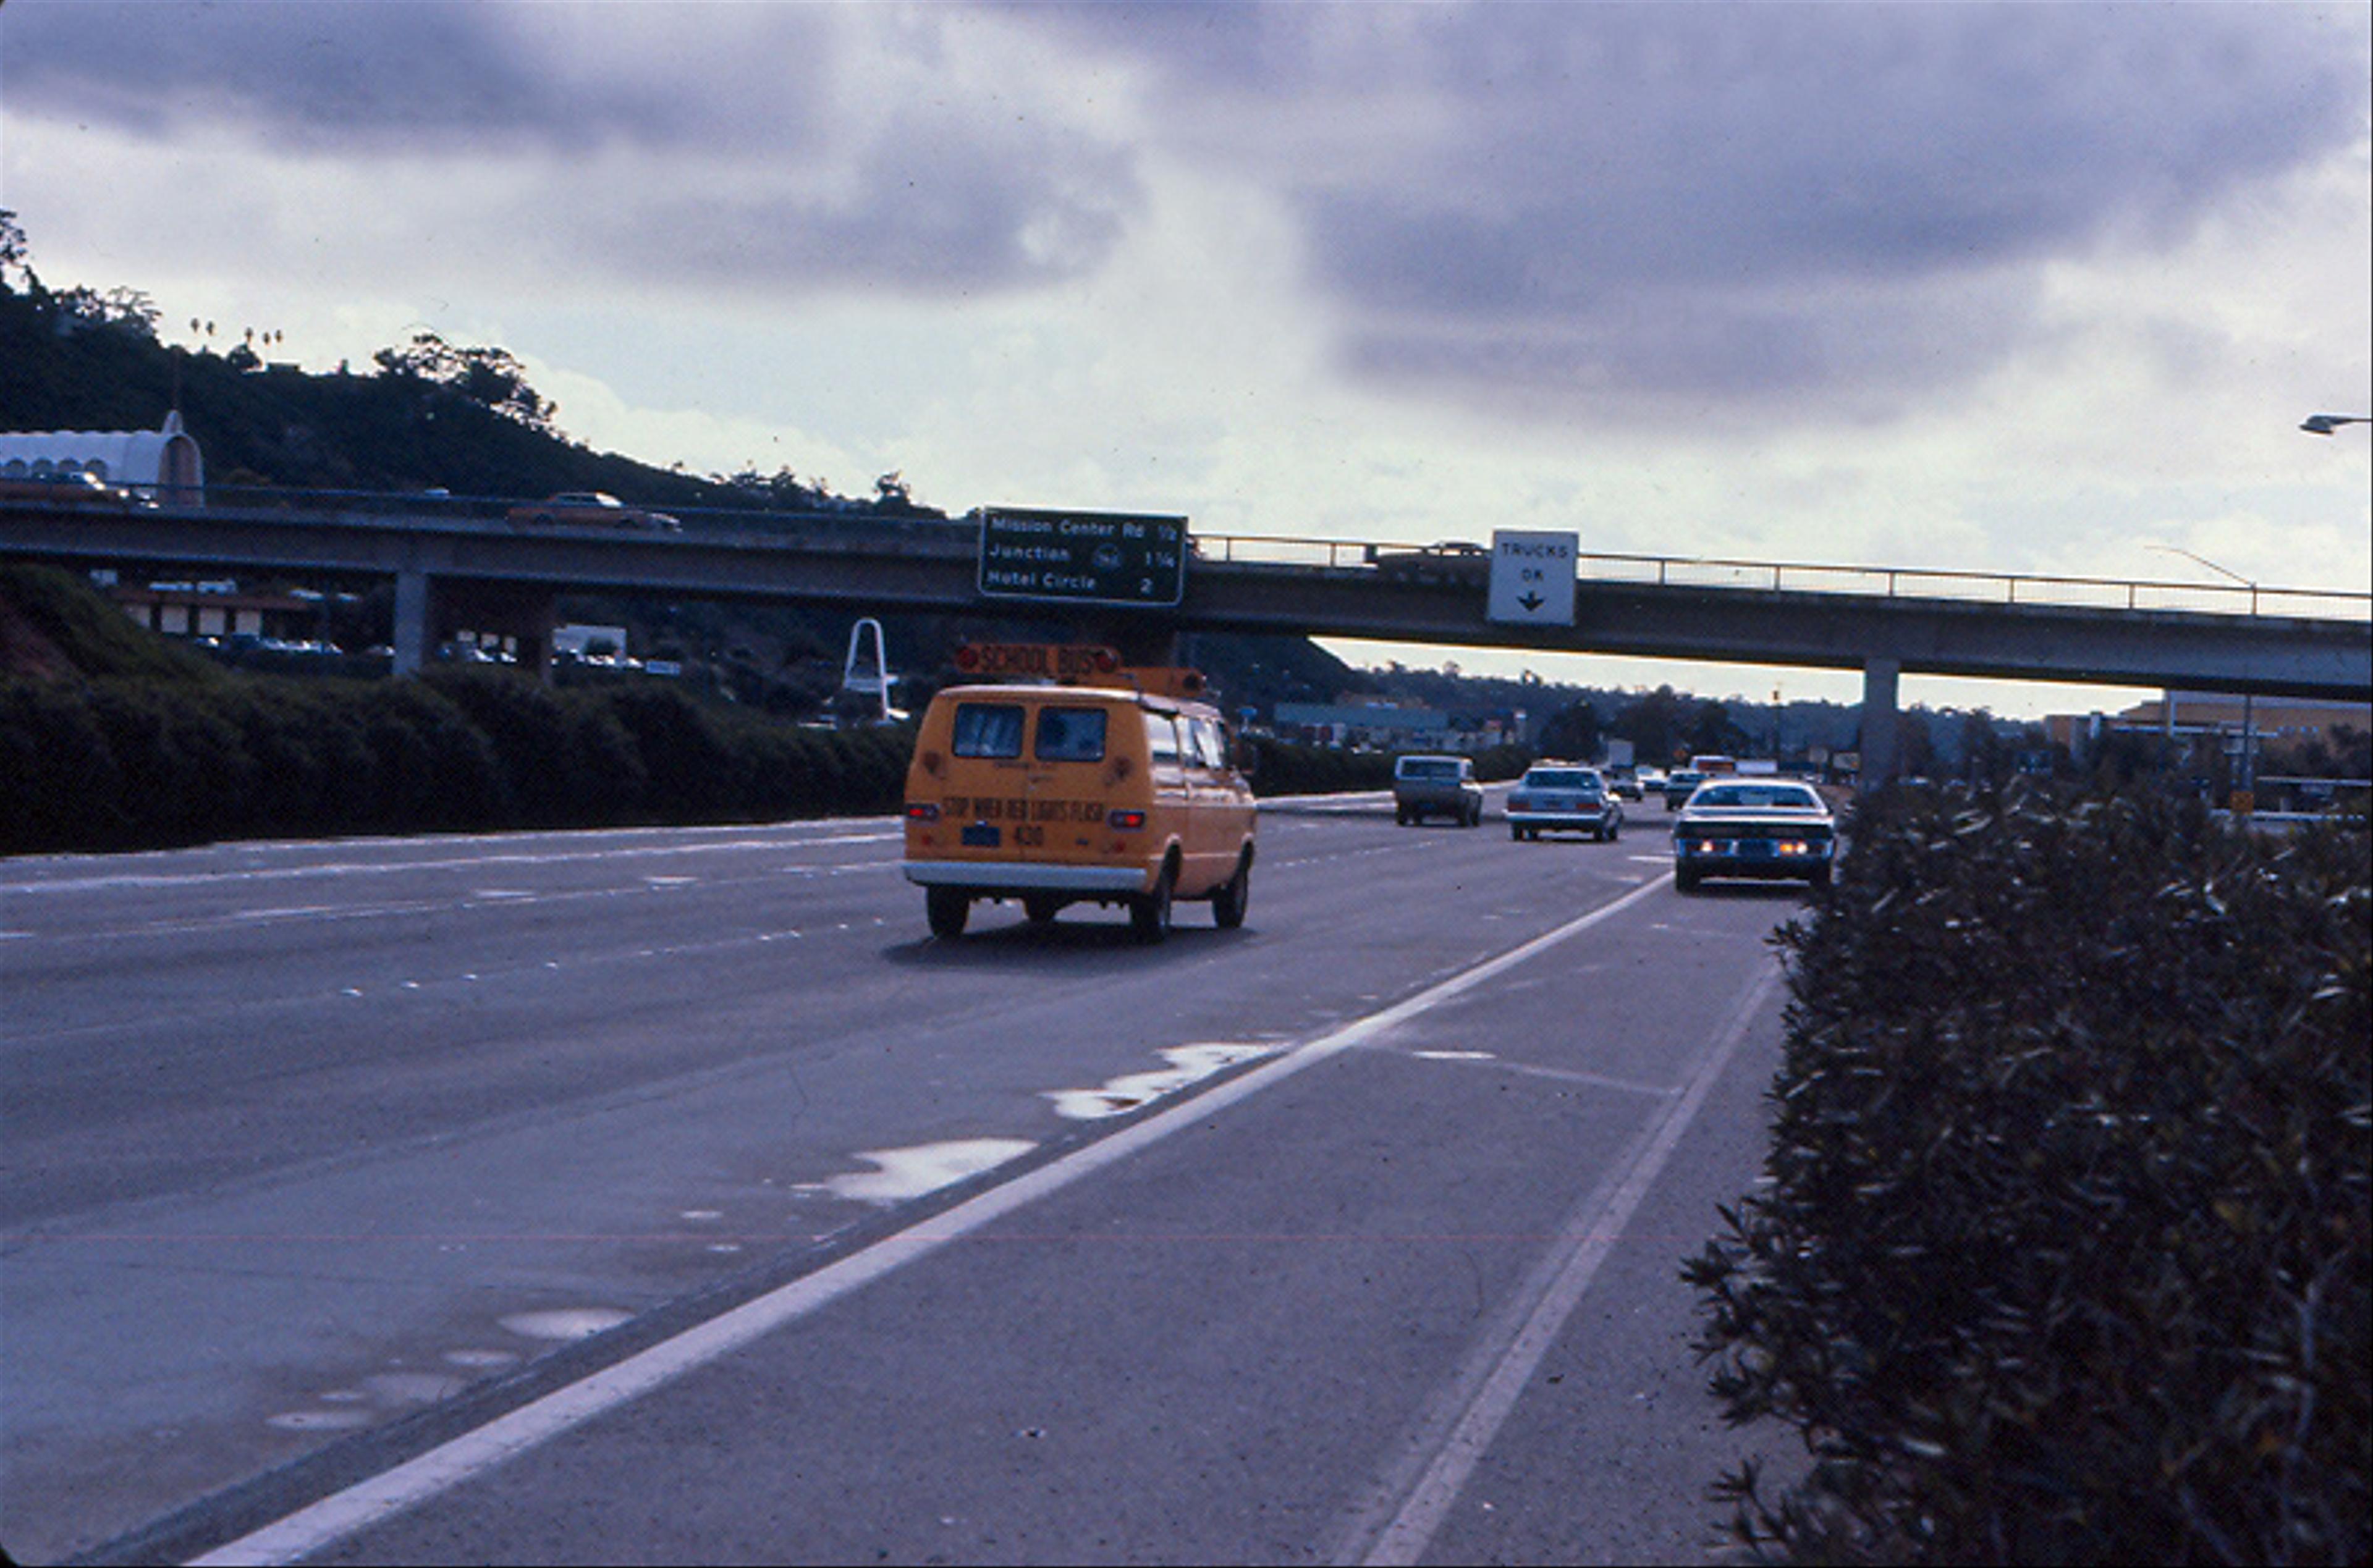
<box><xmin>1342</xmin><ymin>960</ymin><xmax>1782</xmax><ymax>1567</ymax></box>
<box><xmin>1044</xmin><ymin>1043</ymin><xmax>1276</xmax><ymax>1120</ymax></box>
<box><xmin>189</xmin><ymin>875</ymin><xmax>1672</xmax><ymax>1568</ymax></box>
<box><xmin>794</xmin><ymin>1140</ymin><xmax>1038</xmax><ymax>1205</ymax></box>
<box><xmin>1410</xmin><ymin>1050</ymin><xmax>1674</xmax><ymax>1098</ymax></box>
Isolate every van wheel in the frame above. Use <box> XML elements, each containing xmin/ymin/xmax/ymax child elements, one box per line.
<box><xmin>1212</xmin><ymin>856</ymin><xmax>1251</xmax><ymax>929</ymax></box>
<box><xmin>1131</xmin><ymin>863</ymin><xmax>1175</xmax><ymax>945</ymax></box>
<box><xmin>1023</xmin><ymin>895</ymin><xmax>1062</xmax><ymax>925</ymax></box>
<box><xmin>926</xmin><ymin>888</ymin><xmax>970</xmax><ymax>938</ymax></box>
<box><xmin>1509</xmin><ymin>824</ymin><xmax>1525</xmax><ymax>842</ymax></box>
<box><xmin>1607</xmin><ymin>818</ymin><xmax>1620</xmax><ymax>843</ymax></box>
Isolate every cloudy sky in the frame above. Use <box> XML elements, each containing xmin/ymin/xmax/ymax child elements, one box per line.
<box><xmin>4</xmin><ymin>1</ymin><xmax>2367</xmax><ymax>717</ymax></box>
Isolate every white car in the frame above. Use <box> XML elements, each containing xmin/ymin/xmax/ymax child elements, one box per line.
<box><xmin>1672</xmin><ymin>779</ymin><xmax>1837</xmax><ymax>892</ymax></box>
<box><xmin>1505</xmin><ymin>765</ymin><xmax>1623</xmax><ymax>841</ymax></box>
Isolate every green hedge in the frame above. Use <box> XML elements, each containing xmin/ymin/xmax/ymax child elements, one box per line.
<box><xmin>1246</xmin><ymin>738</ymin><xmax>1531</xmax><ymax>797</ymax></box>
<box><xmin>1685</xmin><ymin>783</ymin><xmax>2369</xmax><ymax>1564</ymax></box>
<box><xmin>0</xmin><ymin>668</ymin><xmax>918</xmax><ymax>854</ymax></box>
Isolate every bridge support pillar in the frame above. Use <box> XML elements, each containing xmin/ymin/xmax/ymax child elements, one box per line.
<box><xmin>440</xmin><ymin>580</ymin><xmax>559</xmax><ymax>682</ymax></box>
<box><xmin>1860</xmin><ymin>655</ymin><xmax>1900</xmax><ymax>790</ymax></box>
<box><xmin>392</xmin><ymin>568</ymin><xmax>434</xmax><ymax>677</ymax></box>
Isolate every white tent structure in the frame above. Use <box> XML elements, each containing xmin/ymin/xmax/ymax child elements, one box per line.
<box><xmin>0</xmin><ymin>410</ymin><xmax>204</xmax><ymax>504</ymax></box>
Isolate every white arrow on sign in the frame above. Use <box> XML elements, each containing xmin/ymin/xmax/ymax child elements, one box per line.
<box><xmin>1487</xmin><ymin>530</ymin><xmax>1578</xmax><ymax>625</ymax></box>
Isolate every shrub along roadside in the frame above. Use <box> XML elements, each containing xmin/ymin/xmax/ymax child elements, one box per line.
<box><xmin>1684</xmin><ymin>782</ymin><xmax>2369</xmax><ymax>1564</ymax></box>
<box><xmin>1244</xmin><ymin>736</ymin><xmax>1529</xmax><ymax>797</ymax></box>
<box><xmin>0</xmin><ymin>668</ymin><xmax>920</xmax><ymax>855</ymax></box>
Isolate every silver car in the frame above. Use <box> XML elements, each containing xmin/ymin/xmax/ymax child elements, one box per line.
<box><xmin>1505</xmin><ymin>765</ymin><xmax>1623</xmax><ymax>841</ymax></box>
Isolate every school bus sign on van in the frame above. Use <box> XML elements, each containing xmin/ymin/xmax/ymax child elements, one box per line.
<box><xmin>977</xmin><ymin>508</ymin><xmax>1188</xmax><ymax>608</ymax></box>
<box><xmin>954</xmin><ymin>643</ymin><xmax>1124</xmax><ymax>681</ymax></box>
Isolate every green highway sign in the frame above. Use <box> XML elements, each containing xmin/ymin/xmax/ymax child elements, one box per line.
<box><xmin>977</xmin><ymin>508</ymin><xmax>1188</xmax><ymax>608</ymax></box>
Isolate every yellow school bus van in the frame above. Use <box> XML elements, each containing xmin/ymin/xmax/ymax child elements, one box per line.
<box><xmin>902</xmin><ymin>677</ymin><xmax>1257</xmax><ymax>943</ymax></box>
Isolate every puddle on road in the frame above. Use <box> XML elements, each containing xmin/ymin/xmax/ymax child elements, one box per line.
<box><xmin>443</xmin><ymin>1348</ymin><xmax>520</xmax><ymax>1369</ymax></box>
<box><xmin>499</xmin><ymin>1306</ymin><xmax>636</xmax><ymax>1342</ymax></box>
<box><xmin>264</xmin><ymin>1409</ymin><xmax>371</xmax><ymax>1433</ymax></box>
<box><xmin>362</xmin><ymin>1372</ymin><xmax>467</xmax><ymax>1404</ymax></box>
<box><xmin>1043</xmin><ymin>1043</ymin><xmax>1276</xmax><ymax>1120</ymax></box>
<box><xmin>798</xmin><ymin>1140</ymin><xmax>1037</xmax><ymax>1205</ymax></box>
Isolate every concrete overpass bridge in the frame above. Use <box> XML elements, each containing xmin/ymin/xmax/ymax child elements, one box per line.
<box><xmin>4</xmin><ymin>492</ymin><xmax>2366</xmax><ymax>785</ymax></box>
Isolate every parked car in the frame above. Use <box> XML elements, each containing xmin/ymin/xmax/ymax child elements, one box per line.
<box><xmin>1671</xmin><ymin>778</ymin><xmax>1836</xmax><ymax>893</ymax></box>
<box><xmin>1505</xmin><ymin>765</ymin><xmax>1623</xmax><ymax>841</ymax></box>
<box><xmin>902</xmin><ymin>677</ymin><xmax>1256</xmax><ymax>943</ymax></box>
<box><xmin>506</xmin><ymin>491</ymin><xmax>682</xmax><ymax>531</ymax></box>
<box><xmin>1394</xmin><ymin>754</ymin><xmax>1484</xmax><ymax>827</ymax></box>
<box><xmin>1662</xmin><ymin>769</ymin><xmax>1707</xmax><ymax>811</ymax></box>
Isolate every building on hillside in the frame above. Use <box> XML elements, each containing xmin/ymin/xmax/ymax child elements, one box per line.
<box><xmin>0</xmin><ymin>411</ymin><xmax>205</xmax><ymax>504</ymax></box>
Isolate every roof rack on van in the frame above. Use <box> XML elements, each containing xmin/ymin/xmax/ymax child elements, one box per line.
<box><xmin>951</xmin><ymin>642</ymin><xmax>1209</xmax><ymax>702</ymax></box>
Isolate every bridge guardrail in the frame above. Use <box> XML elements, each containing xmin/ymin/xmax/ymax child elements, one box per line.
<box><xmin>1190</xmin><ymin>533</ymin><xmax>2372</xmax><ymax>623</ymax></box>
<box><xmin>14</xmin><ymin>486</ymin><xmax>2369</xmax><ymax>624</ymax></box>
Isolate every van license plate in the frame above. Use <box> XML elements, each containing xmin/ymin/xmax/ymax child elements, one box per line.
<box><xmin>962</xmin><ymin>824</ymin><xmax>1002</xmax><ymax>848</ymax></box>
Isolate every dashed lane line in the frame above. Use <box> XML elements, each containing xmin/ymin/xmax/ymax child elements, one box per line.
<box><xmin>187</xmin><ymin>873</ymin><xmax>1674</xmax><ymax>1567</ymax></box>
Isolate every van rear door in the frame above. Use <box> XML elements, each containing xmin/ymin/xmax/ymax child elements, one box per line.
<box><xmin>1018</xmin><ymin>699</ymin><xmax>1119</xmax><ymax>864</ymax></box>
<box><xmin>942</xmin><ymin>698</ymin><xmax>1033</xmax><ymax>862</ymax></box>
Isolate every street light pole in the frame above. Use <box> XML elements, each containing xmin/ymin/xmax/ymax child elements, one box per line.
<box><xmin>2147</xmin><ymin>544</ymin><xmax>2260</xmax><ymax>804</ymax></box>
<box><xmin>2299</xmin><ymin>413</ymin><xmax>2370</xmax><ymax>435</ymax></box>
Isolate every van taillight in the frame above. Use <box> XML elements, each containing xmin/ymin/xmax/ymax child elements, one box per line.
<box><xmin>906</xmin><ymin>803</ymin><xmax>941</xmax><ymax>823</ymax></box>
<box><xmin>1107</xmin><ymin>809</ymin><xmax>1146</xmax><ymax>830</ymax></box>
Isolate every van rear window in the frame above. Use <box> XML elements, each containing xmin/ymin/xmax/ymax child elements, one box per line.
<box><xmin>952</xmin><ymin>704</ymin><xmax>1025</xmax><ymax>759</ymax></box>
<box><xmin>1034</xmin><ymin>706</ymin><xmax>1107</xmax><ymax>762</ymax></box>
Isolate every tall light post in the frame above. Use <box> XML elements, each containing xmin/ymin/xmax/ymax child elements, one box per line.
<box><xmin>2299</xmin><ymin>413</ymin><xmax>2369</xmax><ymax>435</ymax></box>
<box><xmin>2147</xmin><ymin>543</ymin><xmax>2259</xmax><ymax>803</ymax></box>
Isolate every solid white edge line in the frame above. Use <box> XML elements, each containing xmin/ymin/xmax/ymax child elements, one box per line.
<box><xmin>1347</xmin><ymin>960</ymin><xmax>1783</xmax><ymax>1567</ymax></box>
<box><xmin>190</xmin><ymin>874</ymin><xmax>1673</xmax><ymax>1568</ymax></box>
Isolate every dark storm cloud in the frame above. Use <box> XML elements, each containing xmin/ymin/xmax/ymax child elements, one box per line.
<box><xmin>9</xmin><ymin>2</ymin><xmax>2364</xmax><ymax>419</ymax></box>
<box><xmin>0</xmin><ymin>1</ymin><xmax>807</xmax><ymax>154</ymax></box>
<box><xmin>641</xmin><ymin>104</ymin><xmax>1138</xmax><ymax>293</ymax></box>
<box><xmin>1023</xmin><ymin>2</ymin><xmax>2372</xmax><ymax>418</ymax></box>
<box><xmin>0</xmin><ymin>1</ymin><xmax>1138</xmax><ymax>292</ymax></box>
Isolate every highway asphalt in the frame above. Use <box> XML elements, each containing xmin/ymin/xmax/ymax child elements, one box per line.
<box><xmin>1</xmin><ymin>796</ymin><xmax>1807</xmax><ymax>1564</ymax></box>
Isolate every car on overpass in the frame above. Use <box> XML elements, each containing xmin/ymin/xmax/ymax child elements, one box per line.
<box><xmin>1505</xmin><ymin>764</ymin><xmax>1623</xmax><ymax>841</ymax></box>
<box><xmin>1671</xmin><ymin>778</ymin><xmax>1836</xmax><ymax>893</ymax></box>
<box><xmin>0</xmin><ymin>470</ymin><xmax>146</xmax><ymax>509</ymax></box>
<box><xmin>506</xmin><ymin>491</ymin><xmax>682</xmax><ymax>532</ymax></box>
<box><xmin>1369</xmin><ymin>541</ymin><xmax>1491</xmax><ymax>584</ymax></box>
